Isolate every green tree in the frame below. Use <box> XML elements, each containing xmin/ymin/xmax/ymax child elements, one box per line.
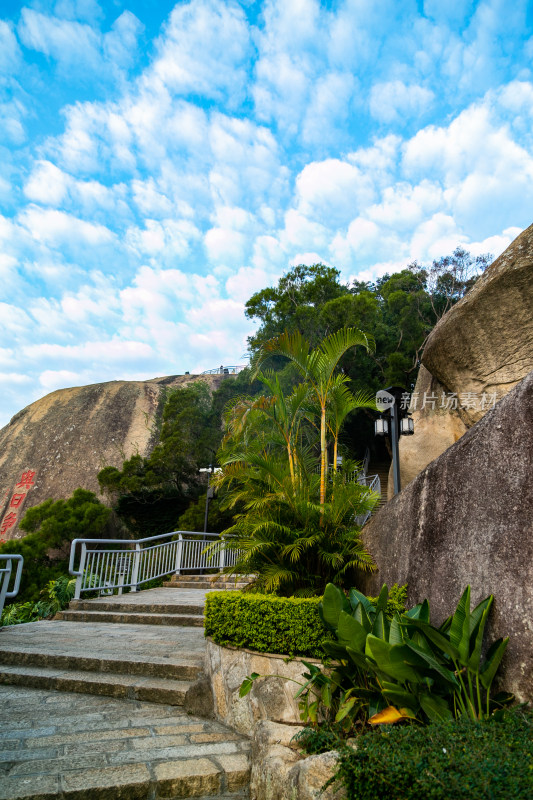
<box><xmin>0</xmin><ymin>488</ymin><xmax>111</xmax><ymax>603</ymax></box>
<box><xmin>252</xmin><ymin>328</ymin><xmax>376</xmax><ymax>505</ymax></box>
<box><xmin>212</xmin><ymin>330</ymin><xmax>379</xmax><ymax>595</ymax></box>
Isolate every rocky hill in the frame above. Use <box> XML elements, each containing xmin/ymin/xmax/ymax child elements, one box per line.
<box><xmin>395</xmin><ymin>221</ymin><xmax>533</xmax><ymax>492</ymax></box>
<box><xmin>0</xmin><ymin>373</ymin><xmax>228</xmax><ymax>542</ymax></box>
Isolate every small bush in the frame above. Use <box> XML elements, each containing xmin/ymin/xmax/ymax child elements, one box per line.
<box><xmin>205</xmin><ymin>591</ymin><xmax>327</xmax><ymax>658</ymax></box>
<box><xmin>334</xmin><ymin>710</ymin><xmax>533</xmax><ymax>800</ymax></box>
<box><xmin>204</xmin><ymin>585</ymin><xmax>407</xmax><ymax>659</ymax></box>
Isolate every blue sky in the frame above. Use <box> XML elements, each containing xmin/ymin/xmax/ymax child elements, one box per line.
<box><xmin>1</xmin><ymin>0</ymin><xmax>532</xmax><ymax>428</ymax></box>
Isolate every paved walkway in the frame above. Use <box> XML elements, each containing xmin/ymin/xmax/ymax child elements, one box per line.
<box><xmin>0</xmin><ymin>685</ymin><xmax>250</xmax><ymax>800</ymax></box>
<box><xmin>0</xmin><ymin>587</ymin><xmax>251</xmax><ymax>799</ymax></box>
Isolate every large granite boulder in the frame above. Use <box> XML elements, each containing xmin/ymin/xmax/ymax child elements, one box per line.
<box><xmin>395</xmin><ymin>222</ymin><xmax>533</xmax><ymax>492</ymax></box>
<box><xmin>0</xmin><ymin>373</ymin><xmax>226</xmax><ymax>541</ymax></box>
<box><xmin>362</xmin><ymin>369</ymin><xmax>533</xmax><ymax>701</ymax></box>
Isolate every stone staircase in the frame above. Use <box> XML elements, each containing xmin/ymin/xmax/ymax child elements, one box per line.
<box><xmin>163</xmin><ymin>574</ymin><xmax>254</xmax><ymax>591</ymax></box>
<box><xmin>0</xmin><ymin>584</ymin><xmax>253</xmax><ymax>799</ymax></box>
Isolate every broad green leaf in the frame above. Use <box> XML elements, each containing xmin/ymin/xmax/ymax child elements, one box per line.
<box><xmin>480</xmin><ymin>638</ymin><xmax>509</xmax><ymax>689</ymax></box>
<box><xmin>369</xmin><ymin>705</ymin><xmax>414</xmax><ymax>725</ymax></box>
<box><xmin>322</xmin><ymin>641</ymin><xmax>350</xmax><ymax>661</ymax></box>
<box><xmin>400</xmin><ymin>618</ymin><xmax>460</xmax><ymax>661</ymax></box>
<box><xmin>349</xmin><ymin>588</ymin><xmax>374</xmax><ymax>616</ymax></box>
<box><xmin>321</xmin><ymin>583</ymin><xmax>350</xmax><ymax>629</ymax></box>
<box><xmin>365</xmin><ymin>637</ymin><xmax>421</xmax><ymax>683</ymax></box>
<box><xmin>376</xmin><ymin>584</ymin><xmax>389</xmax><ymax>613</ymax></box>
<box><xmin>468</xmin><ymin>605</ymin><xmax>491</xmax><ymax>672</ymax></box>
<box><xmin>307</xmin><ymin>700</ymin><xmax>318</xmax><ymax>723</ymax></box>
<box><xmin>346</xmin><ymin>645</ymin><xmax>375</xmax><ymax>672</ymax></box>
<box><xmin>405</xmin><ymin>599</ymin><xmax>430</xmax><ymax>622</ymax></box>
<box><xmin>419</xmin><ymin>693</ymin><xmax>453</xmax><ymax>722</ymax></box>
<box><xmin>354</xmin><ymin>602</ymin><xmax>372</xmax><ymax>633</ymax></box>
<box><xmin>335</xmin><ymin>695</ymin><xmax>357</xmax><ymax>722</ymax></box>
<box><xmin>321</xmin><ymin>682</ymin><xmax>332</xmax><ymax>708</ymax></box>
<box><xmin>469</xmin><ymin>595</ymin><xmax>492</xmax><ymax>637</ymax></box>
<box><xmin>337</xmin><ymin>611</ymin><xmax>368</xmax><ymax>651</ymax></box>
<box><xmin>381</xmin><ymin>681</ymin><xmax>419</xmax><ymax>708</ymax></box>
<box><xmin>371</xmin><ymin>609</ymin><xmax>390</xmax><ymax>641</ymax></box>
<box><xmin>389</xmin><ymin>614</ymin><xmax>405</xmax><ymax>646</ymax></box>
<box><xmin>449</xmin><ymin>585</ymin><xmax>470</xmax><ymax>654</ymax></box>
<box><xmin>239</xmin><ymin>674</ymin><xmax>260</xmax><ymax>697</ymax></box>
<box><xmin>405</xmin><ymin>641</ymin><xmax>459</xmax><ymax>687</ymax></box>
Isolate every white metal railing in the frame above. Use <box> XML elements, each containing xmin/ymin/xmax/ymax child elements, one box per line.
<box><xmin>355</xmin><ymin>474</ymin><xmax>381</xmax><ymax>527</ymax></box>
<box><xmin>0</xmin><ymin>554</ymin><xmax>24</xmax><ymax>620</ymax></box>
<box><xmin>202</xmin><ymin>364</ymin><xmax>248</xmax><ymax>375</ymax></box>
<box><xmin>69</xmin><ymin>531</ymin><xmax>241</xmax><ymax>599</ymax></box>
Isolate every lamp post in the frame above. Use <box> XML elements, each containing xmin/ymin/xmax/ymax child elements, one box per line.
<box><xmin>198</xmin><ymin>466</ymin><xmax>222</xmax><ymax>534</ymax></box>
<box><xmin>374</xmin><ymin>386</ymin><xmax>414</xmax><ymax>496</ymax></box>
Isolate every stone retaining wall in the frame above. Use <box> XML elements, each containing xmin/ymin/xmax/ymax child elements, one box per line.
<box><xmin>205</xmin><ymin>638</ymin><xmax>322</xmax><ymax>735</ymax></box>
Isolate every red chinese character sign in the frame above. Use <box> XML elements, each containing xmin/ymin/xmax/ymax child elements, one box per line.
<box><xmin>0</xmin><ymin>469</ymin><xmax>37</xmax><ymax>544</ymax></box>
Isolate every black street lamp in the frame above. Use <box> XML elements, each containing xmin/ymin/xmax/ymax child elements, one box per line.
<box><xmin>198</xmin><ymin>466</ymin><xmax>221</xmax><ymax>534</ymax></box>
<box><xmin>374</xmin><ymin>386</ymin><xmax>414</xmax><ymax>496</ymax></box>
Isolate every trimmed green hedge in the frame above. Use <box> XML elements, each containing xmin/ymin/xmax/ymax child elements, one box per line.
<box><xmin>204</xmin><ymin>592</ymin><xmax>327</xmax><ymax>658</ymax></box>
<box><xmin>334</xmin><ymin>711</ymin><xmax>533</xmax><ymax>800</ymax></box>
<box><xmin>204</xmin><ymin>584</ymin><xmax>408</xmax><ymax>659</ymax></box>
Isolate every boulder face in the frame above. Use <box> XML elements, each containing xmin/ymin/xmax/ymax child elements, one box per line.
<box><xmin>0</xmin><ymin>373</ymin><xmax>226</xmax><ymax>541</ymax></box>
<box><xmin>363</xmin><ymin>370</ymin><xmax>533</xmax><ymax>701</ymax></box>
<box><xmin>396</xmin><ymin>221</ymin><xmax>533</xmax><ymax>490</ymax></box>
<box><xmin>389</xmin><ymin>366</ymin><xmax>468</xmax><ymax>498</ymax></box>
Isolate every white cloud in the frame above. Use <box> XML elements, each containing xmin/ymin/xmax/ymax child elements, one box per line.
<box><xmin>18</xmin><ymin>206</ymin><xmax>114</xmax><ymax>246</ymax></box>
<box><xmin>17</xmin><ymin>7</ymin><xmax>143</xmax><ymax>78</ymax></box>
<box><xmin>149</xmin><ymin>0</ymin><xmax>251</xmax><ymax>104</ymax></box>
<box><xmin>369</xmin><ymin>81</ymin><xmax>435</xmax><ymax>124</ymax></box>
<box><xmin>295</xmin><ymin>159</ymin><xmax>375</xmax><ymax>228</ymax></box>
<box><xmin>24</xmin><ymin>161</ymin><xmax>70</xmax><ymax>205</ymax></box>
<box><xmin>0</xmin><ymin>20</ymin><xmax>22</xmax><ymax>73</ymax></box>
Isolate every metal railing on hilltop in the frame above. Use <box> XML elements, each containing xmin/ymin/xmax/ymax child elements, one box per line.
<box><xmin>68</xmin><ymin>531</ymin><xmax>241</xmax><ymax>599</ymax></box>
<box><xmin>0</xmin><ymin>554</ymin><xmax>24</xmax><ymax>619</ymax></box>
<box><xmin>202</xmin><ymin>365</ymin><xmax>248</xmax><ymax>375</ymax></box>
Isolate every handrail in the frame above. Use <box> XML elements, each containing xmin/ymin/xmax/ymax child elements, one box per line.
<box><xmin>0</xmin><ymin>554</ymin><xmax>24</xmax><ymax>619</ymax></box>
<box><xmin>361</xmin><ymin>447</ymin><xmax>371</xmax><ymax>477</ymax></box>
<box><xmin>68</xmin><ymin>530</ymin><xmax>219</xmax><ymax>577</ymax></box>
<box><xmin>354</xmin><ymin>474</ymin><xmax>381</xmax><ymax>527</ymax></box>
<box><xmin>69</xmin><ymin>531</ymin><xmax>240</xmax><ymax>599</ymax></box>
<box><xmin>202</xmin><ymin>365</ymin><xmax>248</xmax><ymax>375</ymax></box>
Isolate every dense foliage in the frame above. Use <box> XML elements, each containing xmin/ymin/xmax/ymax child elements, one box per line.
<box><xmin>245</xmin><ymin>252</ymin><xmax>491</xmax><ymax>395</ymax></box>
<box><xmin>212</xmin><ymin>329</ymin><xmax>380</xmax><ymax>595</ymax></box>
<box><xmin>205</xmin><ymin>591</ymin><xmax>328</xmax><ymax>658</ymax></box>
<box><xmin>204</xmin><ymin>586</ymin><xmax>407</xmax><ymax>659</ymax></box>
<box><xmin>291</xmin><ymin>583</ymin><xmax>513</xmax><ymax>730</ymax></box>
<box><xmin>1</xmin><ymin>574</ymin><xmax>76</xmax><ymax>626</ymax></box>
<box><xmin>330</xmin><ymin>710</ymin><xmax>533</xmax><ymax>800</ymax></box>
<box><xmin>94</xmin><ymin>249</ymin><xmax>489</xmax><ymax>537</ymax></box>
<box><xmin>0</xmin><ymin>488</ymin><xmax>111</xmax><ymax>603</ymax></box>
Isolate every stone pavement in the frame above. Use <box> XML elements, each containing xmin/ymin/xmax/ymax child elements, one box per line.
<box><xmin>0</xmin><ymin>685</ymin><xmax>250</xmax><ymax>800</ymax></box>
<box><xmin>0</xmin><ymin>586</ymin><xmax>252</xmax><ymax>799</ymax></box>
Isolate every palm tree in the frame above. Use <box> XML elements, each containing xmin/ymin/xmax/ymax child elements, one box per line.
<box><xmin>251</xmin><ymin>328</ymin><xmax>376</xmax><ymax>506</ymax></box>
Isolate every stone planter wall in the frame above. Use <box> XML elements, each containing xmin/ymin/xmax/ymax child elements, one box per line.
<box><xmin>205</xmin><ymin>638</ymin><xmax>322</xmax><ymax>735</ymax></box>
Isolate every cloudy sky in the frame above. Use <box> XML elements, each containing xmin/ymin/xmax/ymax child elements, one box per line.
<box><xmin>1</xmin><ymin>0</ymin><xmax>532</xmax><ymax>428</ymax></box>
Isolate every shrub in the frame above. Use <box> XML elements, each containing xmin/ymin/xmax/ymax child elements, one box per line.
<box><xmin>1</xmin><ymin>574</ymin><xmax>76</xmax><ymax>626</ymax></box>
<box><xmin>205</xmin><ymin>591</ymin><xmax>327</xmax><ymax>658</ymax></box>
<box><xmin>0</xmin><ymin>488</ymin><xmax>111</xmax><ymax>603</ymax></box>
<box><xmin>333</xmin><ymin>710</ymin><xmax>533</xmax><ymax>800</ymax></box>
<box><xmin>204</xmin><ymin>585</ymin><xmax>407</xmax><ymax>659</ymax></box>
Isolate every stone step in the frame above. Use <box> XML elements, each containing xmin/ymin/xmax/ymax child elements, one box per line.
<box><xmin>55</xmin><ymin>609</ymin><xmax>205</xmax><ymax>626</ymax></box>
<box><xmin>0</xmin><ymin>663</ymin><xmax>194</xmax><ymax>705</ymax></box>
<box><xmin>0</xmin><ymin>646</ymin><xmax>202</xmax><ymax>681</ymax></box>
<box><xmin>68</xmin><ymin>599</ymin><xmax>205</xmax><ymax>615</ymax></box>
<box><xmin>164</xmin><ymin>580</ymin><xmax>249</xmax><ymax>590</ymax></box>
<box><xmin>1</xmin><ymin>684</ymin><xmax>251</xmax><ymax>800</ymax></box>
